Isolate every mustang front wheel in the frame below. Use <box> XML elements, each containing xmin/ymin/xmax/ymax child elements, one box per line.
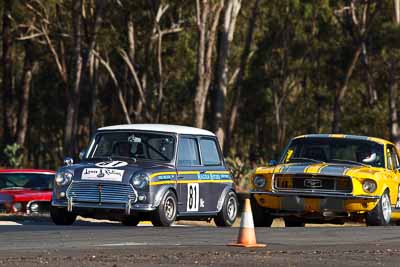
<box><xmin>50</xmin><ymin>206</ymin><xmax>77</xmax><ymax>225</ymax></box>
<box><xmin>251</xmin><ymin>197</ymin><xmax>273</xmax><ymax>227</ymax></box>
<box><xmin>152</xmin><ymin>190</ymin><xmax>177</xmax><ymax>227</ymax></box>
<box><xmin>366</xmin><ymin>191</ymin><xmax>391</xmax><ymax>226</ymax></box>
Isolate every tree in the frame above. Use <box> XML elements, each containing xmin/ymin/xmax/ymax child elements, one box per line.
<box><xmin>2</xmin><ymin>0</ymin><xmax>15</xmax><ymax>145</ymax></box>
<box><xmin>64</xmin><ymin>0</ymin><xmax>84</xmax><ymax>156</ymax></box>
<box><xmin>193</xmin><ymin>0</ymin><xmax>224</xmax><ymax>128</ymax></box>
<box><xmin>212</xmin><ymin>0</ymin><xmax>241</xmax><ymax>150</ymax></box>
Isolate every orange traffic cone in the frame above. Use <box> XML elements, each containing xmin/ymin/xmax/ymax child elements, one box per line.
<box><xmin>228</xmin><ymin>198</ymin><xmax>266</xmax><ymax>248</ymax></box>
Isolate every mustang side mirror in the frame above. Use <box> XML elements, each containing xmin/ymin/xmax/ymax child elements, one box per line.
<box><xmin>64</xmin><ymin>157</ymin><xmax>74</xmax><ymax>166</ymax></box>
<box><xmin>269</xmin><ymin>159</ymin><xmax>277</xmax><ymax>166</ymax></box>
<box><xmin>79</xmin><ymin>149</ymin><xmax>86</xmax><ymax>160</ymax></box>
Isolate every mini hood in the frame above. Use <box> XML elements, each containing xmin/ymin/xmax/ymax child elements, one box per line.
<box><xmin>60</xmin><ymin>160</ymin><xmax>175</xmax><ymax>184</ymax></box>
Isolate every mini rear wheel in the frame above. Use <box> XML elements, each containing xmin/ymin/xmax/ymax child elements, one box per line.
<box><xmin>50</xmin><ymin>206</ymin><xmax>77</xmax><ymax>225</ymax></box>
<box><xmin>152</xmin><ymin>190</ymin><xmax>177</xmax><ymax>227</ymax></box>
<box><xmin>366</xmin><ymin>191</ymin><xmax>391</xmax><ymax>226</ymax></box>
<box><xmin>214</xmin><ymin>191</ymin><xmax>238</xmax><ymax>227</ymax></box>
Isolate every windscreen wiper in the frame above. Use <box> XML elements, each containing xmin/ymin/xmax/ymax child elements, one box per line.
<box><xmin>330</xmin><ymin>159</ymin><xmax>369</xmax><ymax>167</ymax></box>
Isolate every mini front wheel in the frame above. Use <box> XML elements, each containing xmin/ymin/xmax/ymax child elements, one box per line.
<box><xmin>151</xmin><ymin>190</ymin><xmax>177</xmax><ymax>227</ymax></box>
<box><xmin>50</xmin><ymin>206</ymin><xmax>77</xmax><ymax>225</ymax></box>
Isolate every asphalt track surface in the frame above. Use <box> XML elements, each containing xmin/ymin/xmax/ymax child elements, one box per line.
<box><xmin>2</xmin><ymin>221</ymin><xmax>400</xmax><ymax>266</ymax></box>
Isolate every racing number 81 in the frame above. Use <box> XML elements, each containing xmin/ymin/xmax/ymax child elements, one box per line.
<box><xmin>187</xmin><ymin>183</ymin><xmax>199</xmax><ymax>212</ymax></box>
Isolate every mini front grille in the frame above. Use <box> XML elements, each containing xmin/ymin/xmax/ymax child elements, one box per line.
<box><xmin>273</xmin><ymin>173</ymin><xmax>353</xmax><ymax>194</ymax></box>
<box><xmin>67</xmin><ymin>181</ymin><xmax>137</xmax><ymax>204</ymax></box>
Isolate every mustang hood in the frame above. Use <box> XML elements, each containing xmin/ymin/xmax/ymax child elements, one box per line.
<box><xmin>274</xmin><ymin>162</ymin><xmax>380</xmax><ymax>177</ymax></box>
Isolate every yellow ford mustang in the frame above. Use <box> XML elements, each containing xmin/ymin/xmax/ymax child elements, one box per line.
<box><xmin>250</xmin><ymin>134</ymin><xmax>400</xmax><ymax>227</ymax></box>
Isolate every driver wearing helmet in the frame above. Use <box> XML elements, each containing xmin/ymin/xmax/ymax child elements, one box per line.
<box><xmin>356</xmin><ymin>146</ymin><xmax>377</xmax><ymax>164</ymax></box>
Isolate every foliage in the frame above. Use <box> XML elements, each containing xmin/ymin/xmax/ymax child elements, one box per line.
<box><xmin>0</xmin><ymin>0</ymin><xmax>399</xmax><ymax>176</ymax></box>
<box><xmin>3</xmin><ymin>143</ymin><xmax>24</xmax><ymax>168</ymax></box>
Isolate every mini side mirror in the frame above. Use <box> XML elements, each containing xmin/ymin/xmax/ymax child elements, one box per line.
<box><xmin>79</xmin><ymin>149</ymin><xmax>86</xmax><ymax>160</ymax></box>
<box><xmin>64</xmin><ymin>157</ymin><xmax>74</xmax><ymax>166</ymax></box>
<box><xmin>269</xmin><ymin>160</ymin><xmax>277</xmax><ymax>166</ymax></box>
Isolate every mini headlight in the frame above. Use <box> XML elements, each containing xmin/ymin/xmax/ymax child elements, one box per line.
<box><xmin>253</xmin><ymin>175</ymin><xmax>266</xmax><ymax>188</ymax></box>
<box><xmin>362</xmin><ymin>179</ymin><xmax>377</xmax><ymax>193</ymax></box>
<box><xmin>55</xmin><ymin>171</ymin><xmax>73</xmax><ymax>186</ymax></box>
<box><xmin>131</xmin><ymin>173</ymin><xmax>149</xmax><ymax>189</ymax></box>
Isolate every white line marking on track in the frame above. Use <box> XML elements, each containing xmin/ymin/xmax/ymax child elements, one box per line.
<box><xmin>0</xmin><ymin>221</ymin><xmax>22</xmax><ymax>226</ymax></box>
<box><xmin>97</xmin><ymin>242</ymin><xmax>182</xmax><ymax>247</ymax></box>
<box><xmin>137</xmin><ymin>223</ymin><xmax>189</xmax><ymax>227</ymax></box>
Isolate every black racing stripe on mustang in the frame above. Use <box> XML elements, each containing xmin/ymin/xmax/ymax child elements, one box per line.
<box><xmin>280</xmin><ymin>165</ymin><xmax>308</xmax><ymax>174</ymax></box>
<box><xmin>319</xmin><ymin>165</ymin><xmax>348</xmax><ymax>175</ymax></box>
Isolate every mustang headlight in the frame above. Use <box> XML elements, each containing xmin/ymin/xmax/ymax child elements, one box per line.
<box><xmin>55</xmin><ymin>171</ymin><xmax>73</xmax><ymax>186</ymax></box>
<box><xmin>253</xmin><ymin>175</ymin><xmax>266</xmax><ymax>188</ymax></box>
<box><xmin>362</xmin><ymin>179</ymin><xmax>377</xmax><ymax>193</ymax></box>
<box><xmin>131</xmin><ymin>173</ymin><xmax>149</xmax><ymax>189</ymax></box>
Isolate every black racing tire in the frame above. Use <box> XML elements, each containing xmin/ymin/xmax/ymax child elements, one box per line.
<box><xmin>50</xmin><ymin>206</ymin><xmax>77</xmax><ymax>225</ymax></box>
<box><xmin>284</xmin><ymin>216</ymin><xmax>305</xmax><ymax>227</ymax></box>
<box><xmin>214</xmin><ymin>191</ymin><xmax>238</xmax><ymax>227</ymax></box>
<box><xmin>251</xmin><ymin>197</ymin><xmax>273</xmax><ymax>227</ymax></box>
<box><xmin>366</xmin><ymin>191</ymin><xmax>391</xmax><ymax>226</ymax></box>
<box><xmin>151</xmin><ymin>190</ymin><xmax>177</xmax><ymax>227</ymax></box>
<box><xmin>121</xmin><ymin>215</ymin><xmax>141</xmax><ymax>226</ymax></box>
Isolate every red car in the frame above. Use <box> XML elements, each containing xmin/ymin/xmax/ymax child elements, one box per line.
<box><xmin>0</xmin><ymin>169</ymin><xmax>55</xmax><ymax>214</ymax></box>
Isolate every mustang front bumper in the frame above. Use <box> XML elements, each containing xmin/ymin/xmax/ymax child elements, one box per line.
<box><xmin>251</xmin><ymin>190</ymin><xmax>380</xmax><ymax>214</ymax></box>
<box><xmin>251</xmin><ymin>190</ymin><xmax>380</xmax><ymax>199</ymax></box>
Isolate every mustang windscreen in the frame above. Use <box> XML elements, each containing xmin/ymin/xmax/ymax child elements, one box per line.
<box><xmin>89</xmin><ymin>132</ymin><xmax>176</xmax><ymax>162</ymax></box>
<box><xmin>283</xmin><ymin>138</ymin><xmax>385</xmax><ymax>168</ymax></box>
<box><xmin>0</xmin><ymin>173</ymin><xmax>54</xmax><ymax>190</ymax></box>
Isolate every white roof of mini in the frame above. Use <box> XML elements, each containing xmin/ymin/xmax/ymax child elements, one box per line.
<box><xmin>98</xmin><ymin>124</ymin><xmax>215</xmax><ymax>136</ymax></box>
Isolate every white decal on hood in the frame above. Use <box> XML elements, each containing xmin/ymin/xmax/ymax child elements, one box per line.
<box><xmin>82</xmin><ymin>168</ymin><xmax>124</xmax><ymax>182</ymax></box>
<box><xmin>95</xmin><ymin>161</ymin><xmax>128</xmax><ymax>168</ymax></box>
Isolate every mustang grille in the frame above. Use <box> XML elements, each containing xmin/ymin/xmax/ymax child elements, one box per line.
<box><xmin>273</xmin><ymin>173</ymin><xmax>352</xmax><ymax>194</ymax></box>
<box><xmin>67</xmin><ymin>181</ymin><xmax>137</xmax><ymax>204</ymax></box>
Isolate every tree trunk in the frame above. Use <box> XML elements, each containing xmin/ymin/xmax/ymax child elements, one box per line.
<box><xmin>224</xmin><ymin>0</ymin><xmax>259</xmax><ymax>154</ymax></box>
<box><xmin>331</xmin><ymin>46</ymin><xmax>362</xmax><ymax>133</ymax></box>
<box><xmin>388</xmin><ymin>62</ymin><xmax>400</xmax><ymax>148</ymax></box>
<box><xmin>2</xmin><ymin>0</ymin><xmax>14</xmax><ymax>144</ymax></box>
<box><xmin>395</xmin><ymin>0</ymin><xmax>400</xmax><ymax>24</ymax></box>
<box><xmin>87</xmin><ymin>0</ymin><xmax>106</xmax><ymax>135</ymax></box>
<box><xmin>89</xmin><ymin>52</ymin><xmax>99</xmax><ymax>135</ymax></box>
<box><xmin>193</xmin><ymin>0</ymin><xmax>224</xmax><ymax>129</ymax></box>
<box><xmin>16</xmin><ymin>42</ymin><xmax>37</xmax><ymax>146</ymax></box>
<box><xmin>64</xmin><ymin>0</ymin><xmax>83</xmax><ymax>156</ymax></box>
<box><xmin>213</xmin><ymin>0</ymin><xmax>241</xmax><ymax>151</ymax></box>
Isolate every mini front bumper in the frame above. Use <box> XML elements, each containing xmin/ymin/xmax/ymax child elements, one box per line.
<box><xmin>52</xmin><ymin>199</ymin><xmax>156</xmax><ymax>214</ymax></box>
